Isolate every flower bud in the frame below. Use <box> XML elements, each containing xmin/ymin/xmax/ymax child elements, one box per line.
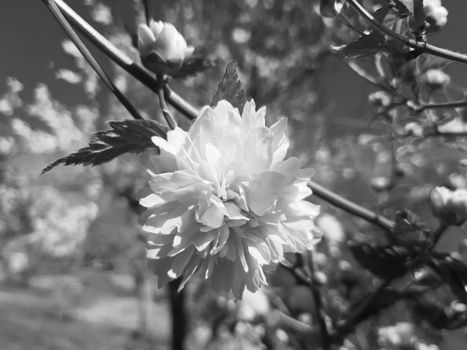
<box><xmin>421</xmin><ymin>69</ymin><xmax>450</xmax><ymax>89</ymax></box>
<box><xmin>368</xmin><ymin>91</ymin><xmax>391</xmax><ymax>108</ymax></box>
<box><xmin>431</xmin><ymin>186</ymin><xmax>467</xmax><ymax>225</ymax></box>
<box><xmin>424</xmin><ymin>1</ymin><xmax>448</xmax><ymax>33</ymax></box>
<box><xmin>138</xmin><ymin>20</ymin><xmax>194</xmax><ymax>75</ymax></box>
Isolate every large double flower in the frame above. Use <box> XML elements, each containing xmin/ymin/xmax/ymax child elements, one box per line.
<box><xmin>140</xmin><ymin>100</ymin><xmax>320</xmax><ymax>298</ymax></box>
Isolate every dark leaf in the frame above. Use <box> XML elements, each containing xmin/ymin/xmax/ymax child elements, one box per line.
<box><xmin>348</xmin><ymin>241</ymin><xmax>411</xmax><ymax>279</ymax></box>
<box><xmin>172</xmin><ymin>56</ymin><xmax>215</xmax><ymax>79</ymax></box>
<box><xmin>352</xmin><ymin>289</ymin><xmax>415</xmax><ymax>324</ymax></box>
<box><xmin>429</xmin><ymin>256</ymin><xmax>467</xmax><ymax>304</ymax></box>
<box><xmin>330</xmin><ymin>31</ymin><xmax>385</xmax><ymax>59</ymax></box>
<box><xmin>412</xmin><ymin>298</ymin><xmax>451</xmax><ymax>329</ymax></box>
<box><xmin>42</xmin><ymin>119</ymin><xmax>168</xmax><ymax>173</ymax></box>
<box><xmin>210</xmin><ymin>61</ymin><xmax>247</xmax><ymax>110</ymax></box>
<box><xmin>390</xmin><ymin>210</ymin><xmax>427</xmax><ymax>246</ymax></box>
<box><xmin>372</xmin><ymin>6</ymin><xmax>390</xmax><ymax>23</ymax></box>
<box><xmin>388</xmin><ymin>0</ymin><xmax>412</xmax><ymax>18</ymax></box>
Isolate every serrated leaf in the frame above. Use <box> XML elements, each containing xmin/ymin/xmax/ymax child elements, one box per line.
<box><xmin>348</xmin><ymin>241</ymin><xmax>411</xmax><ymax>279</ymax></box>
<box><xmin>331</xmin><ymin>31</ymin><xmax>385</xmax><ymax>59</ymax></box>
<box><xmin>42</xmin><ymin>119</ymin><xmax>168</xmax><ymax>173</ymax></box>
<box><xmin>172</xmin><ymin>56</ymin><xmax>215</xmax><ymax>79</ymax></box>
<box><xmin>210</xmin><ymin>61</ymin><xmax>247</xmax><ymax>110</ymax></box>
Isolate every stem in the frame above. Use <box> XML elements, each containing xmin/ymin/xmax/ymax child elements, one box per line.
<box><xmin>143</xmin><ymin>0</ymin><xmax>152</xmax><ymax>25</ymax></box>
<box><xmin>308</xmin><ymin>180</ymin><xmax>395</xmax><ymax>231</ymax></box>
<box><xmin>50</xmin><ymin>0</ymin><xmax>198</xmax><ymax>120</ymax></box>
<box><xmin>431</xmin><ymin>223</ymin><xmax>449</xmax><ymax>248</ymax></box>
<box><xmin>168</xmin><ymin>279</ymin><xmax>186</xmax><ymax>350</ymax></box>
<box><xmin>331</xmin><ymin>278</ymin><xmax>393</xmax><ymax>343</ymax></box>
<box><xmin>43</xmin><ymin>0</ymin><xmax>144</xmax><ymax>120</ymax></box>
<box><xmin>414</xmin><ymin>99</ymin><xmax>467</xmax><ymax>113</ymax></box>
<box><xmin>307</xmin><ymin>252</ymin><xmax>331</xmax><ymax>350</ymax></box>
<box><xmin>157</xmin><ymin>75</ymin><xmax>177</xmax><ymax>129</ymax></box>
<box><xmin>347</xmin><ymin>0</ymin><xmax>467</xmax><ymax>65</ymax></box>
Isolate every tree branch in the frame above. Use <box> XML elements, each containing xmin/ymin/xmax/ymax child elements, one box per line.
<box><xmin>307</xmin><ymin>252</ymin><xmax>330</xmax><ymax>350</ymax></box>
<box><xmin>347</xmin><ymin>0</ymin><xmax>467</xmax><ymax>65</ymax></box>
<box><xmin>43</xmin><ymin>0</ymin><xmax>144</xmax><ymax>120</ymax></box>
<box><xmin>308</xmin><ymin>181</ymin><xmax>395</xmax><ymax>232</ymax></box>
<box><xmin>331</xmin><ymin>278</ymin><xmax>393</xmax><ymax>343</ymax></box>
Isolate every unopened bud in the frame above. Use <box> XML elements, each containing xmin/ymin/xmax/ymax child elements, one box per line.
<box><xmin>421</xmin><ymin>69</ymin><xmax>450</xmax><ymax>89</ymax></box>
<box><xmin>424</xmin><ymin>1</ymin><xmax>448</xmax><ymax>33</ymax></box>
<box><xmin>431</xmin><ymin>186</ymin><xmax>467</xmax><ymax>225</ymax></box>
<box><xmin>138</xmin><ymin>20</ymin><xmax>194</xmax><ymax>75</ymax></box>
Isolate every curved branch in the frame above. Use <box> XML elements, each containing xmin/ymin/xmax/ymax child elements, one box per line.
<box><xmin>43</xmin><ymin>0</ymin><xmax>143</xmax><ymax>120</ymax></box>
<box><xmin>347</xmin><ymin>0</ymin><xmax>467</xmax><ymax>65</ymax></box>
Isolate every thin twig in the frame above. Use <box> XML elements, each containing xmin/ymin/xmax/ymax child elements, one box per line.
<box><xmin>308</xmin><ymin>180</ymin><xmax>395</xmax><ymax>231</ymax></box>
<box><xmin>157</xmin><ymin>75</ymin><xmax>177</xmax><ymax>129</ymax></box>
<box><xmin>331</xmin><ymin>278</ymin><xmax>393</xmax><ymax>343</ymax></box>
<box><xmin>413</xmin><ymin>99</ymin><xmax>467</xmax><ymax>114</ymax></box>
<box><xmin>307</xmin><ymin>251</ymin><xmax>331</xmax><ymax>350</ymax></box>
<box><xmin>347</xmin><ymin>0</ymin><xmax>467</xmax><ymax>65</ymax></box>
<box><xmin>43</xmin><ymin>0</ymin><xmax>144</xmax><ymax>120</ymax></box>
<box><xmin>51</xmin><ymin>0</ymin><xmax>198</xmax><ymax>120</ymax></box>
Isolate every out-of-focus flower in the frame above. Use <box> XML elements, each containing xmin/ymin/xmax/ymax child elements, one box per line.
<box><xmin>405</xmin><ymin>122</ymin><xmax>425</xmax><ymax>137</ymax></box>
<box><xmin>424</xmin><ymin>0</ymin><xmax>448</xmax><ymax>33</ymax></box>
<box><xmin>378</xmin><ymin>322</ymin><xmax>415</xmax><ymax>348</ymax></box>
<box><xmin>317</xmin><ymin>214</ymin><xmax>345</xmax><ymax>244</ymax></box>
<box><xmin>431</xmin><ymin>186</ymin><xmax>467</xmax><ymax>225</ymax></box>
<box><xmin>421</xmin><ymin>69</ymin><xmax>450</xmax><ymax>89</ymax></box>
<box><xmin>238</xmin><ymin>288</ymin><xmax>270</xmax><ymax>321</ymax></box>
<box><xmin>140</xmin><ymin>100</ymin><xmax>321</xmax><ymax>298</ymax></box>
<box><xmin>138</xmin><ymin>20</ymin><xmax>194</xmax><ymax>75</ymax></box>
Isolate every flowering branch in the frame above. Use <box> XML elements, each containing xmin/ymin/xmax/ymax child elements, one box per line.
<box><xmin>346</xmin><ymin>0</ymin><xmax>467</xmax><ymax>65</ymax></box>
<box><xmin>43</xmin><ymin>0</ymin><xmax>144</xmax><ymax>120</ymax></box>
<box><xmin>44</xmin><ymin>1</ymin><xmax>398</xmax><ymax>238</ymax></box>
